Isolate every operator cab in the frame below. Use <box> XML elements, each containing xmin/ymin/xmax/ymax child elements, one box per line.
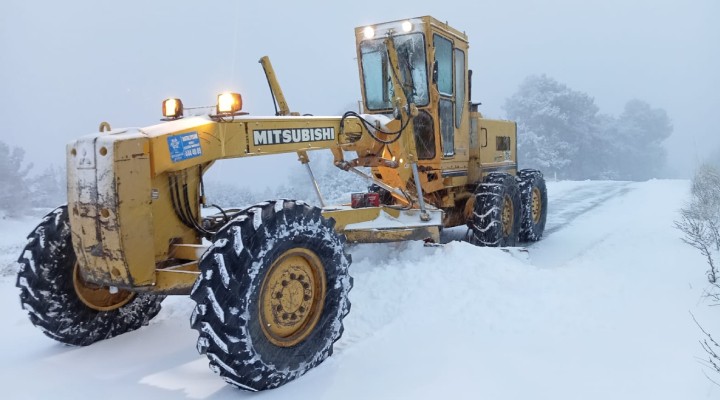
<box><xmin>355</xmin><ymin>16</ymin><xmax>469</xmax><ymax>165</ymax></box>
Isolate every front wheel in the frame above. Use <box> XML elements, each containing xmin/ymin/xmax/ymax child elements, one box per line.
<box><xmin>190</xmin><ymin>200</ymin><xmax>352</xmax><ymax>391</ymax></box>
<box><xmin>16</xmin><ymin>206</ymin><xmax>164</xmax><ymax>346</ymax></box>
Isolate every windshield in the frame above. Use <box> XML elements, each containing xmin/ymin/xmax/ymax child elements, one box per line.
<box><xmin>360</xmin><ymin>33</ymin><xmax>428</xmax><ymax>110</ymax></box>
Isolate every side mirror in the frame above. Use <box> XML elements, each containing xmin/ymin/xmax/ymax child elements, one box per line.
<box><xmin>432</xmin><ymin>60</ymin><xmax>438</xmax><ymax>84</ymax></box>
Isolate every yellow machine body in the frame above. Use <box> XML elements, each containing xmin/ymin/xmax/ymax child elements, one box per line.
<box><xmin>66</xmin><ymin>16</ymin><xmax>518</xmax><ymax>294</ymax></box>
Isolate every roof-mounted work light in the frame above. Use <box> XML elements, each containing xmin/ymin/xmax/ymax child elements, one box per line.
<box><xmin>162</xmin><ymin>98</ymin><xmax>183</xmax><ymax>120</ymax></box>
<box><xmin>216</xmin><ymin>92</ymin><xmax>243</xmax><ymax>115</ymax></box>
<box><xmin>363</xmin><ymin>26</ymin><xmax>375</xmax><ymax>39</ymax></box>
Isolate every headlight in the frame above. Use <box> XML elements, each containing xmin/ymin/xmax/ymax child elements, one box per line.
<box><xmin>363</xmin><ymin>26</ymin><xmax>375</xmax><ymax>39</ymax></box>
<box><xmin>401</xmin><ymin>20</ymin><xmax>413</xmax><ymax>32</ymax></box>
<box><xmin>162</xmin><ymin>98</ymin><xmax>183</xmax><ymax>119</ymax></box>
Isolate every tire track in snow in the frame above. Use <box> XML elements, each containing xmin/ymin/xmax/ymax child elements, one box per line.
<box><xmin>541</xmin><ymin>181</ymin><xmax>634</xmax><ymax>237</ymax></box>
<box><xmin>440</xmin><ymin>181</ymin><xmax>634</xmax><ymax>244</ymax></box>
<box><xmin>528</xmin><ymin>181</ymin><xmax>639</xmax><ymax>268</ymax></box>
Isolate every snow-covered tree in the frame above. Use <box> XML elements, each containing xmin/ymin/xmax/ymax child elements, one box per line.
<box><xmin>504</xmin><ymin>75</ymin><xmax>603</xmax><ymax>179</ymax></box>
<box><xmin>28</xmin><ymin>164</ymin><xmax>66</xmax><ymax>208</ymax></box>
<box><xmin>505</xmin><ymin>76</ymin><xmax>671</xmax><ymax>180</ymax></box>
<box><xmin>203</xmin><ymin>180</ymin><xmax>259</xmax><ymax>209</ymax></box>
<box><xmin>708</xmin><ymin>148</ymin><xmax>720</xmax><ymax>171</ymax></box>
<box><xmin>203</xmin><ymin>150</ymin><xmax>367</xmax><ymax>210</ymax></box>
<box><xmin>677</xmin><ymin>165</ymin><xmax>720</xmax><ymax>286</ymax></box>
<box><xmin>610</xmin><ymin>99</ymin><xmax>672</xmax><ymax>180</ymax></box>
<box><xmin>675</xmin><ymin>164</ymin><xmax>720</xmax><ymax>378</ymax></box>
<box><xmin>283</xmin><ymin>150</ymin><xmax>370</xmax><ymax>205</ymax></box>
<box><xmin>0</xmin><ymin>141</ymin><xmax>32</xmax><ymax>214</ymax></box>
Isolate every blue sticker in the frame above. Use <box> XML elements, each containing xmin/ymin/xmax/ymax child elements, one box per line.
<box><xmin>167</xmin><ymin>131</ymin><xmax>202</xmax><ymax>163</ymax></box>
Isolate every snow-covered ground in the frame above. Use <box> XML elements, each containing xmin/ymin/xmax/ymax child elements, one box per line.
<box><xmin>1</xmin><ymin>180</ymin><xmax>718</xmax><ymax>399</ymax></box>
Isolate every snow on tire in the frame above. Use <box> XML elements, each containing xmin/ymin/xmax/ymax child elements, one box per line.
<box><xmin>190</xmin><ymin>200</ymin><xmax>353</xmax><ymax>391</ymax></box>
<box><xmin>16</xmin><ymin>206</ymin><xmax>164</xmax><ymax>346</ymax></box>
<box><xmin>468</xmin><ymin>173</ymin><xmax>521</xmax><ymax>247</ymax></box>
<box><xmin>517</xmin><ymin>169</ymin><xmax>548</xmax><ymax>242</ymax></box>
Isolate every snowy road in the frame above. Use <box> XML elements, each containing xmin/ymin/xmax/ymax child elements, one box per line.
<box><xmin>1</xmin><ymin>180</ymin><xmax>718</xmax><ymax>399</ymax></box>
<box><xmin>440</xmin><ymin>180</ymin><xmax>633</xmax><ymax>243</ymax></box>
<box><xmin>541</xmin><ymin>180</ymin><xmax>634</xmax><ymax>236</ymax></box>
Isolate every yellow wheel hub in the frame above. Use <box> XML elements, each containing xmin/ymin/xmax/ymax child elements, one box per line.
<box><xmin>259</xmin><ymin>249</ymin><xmax>326</xmax><ymax>347</ymax></box>
<box><xmin>502</xmin><ymin>194</ymin><xmax>514</xmax><ymax>237</ymax></box>
<box><xmin>531</xmin><ymin>187</ymin><xmax>542</xmax><ymax>224</ymax></box>
<box><xmin>73</xmin><ymin>263</ymin><xmax>135</xmax><ymax>311</ymax></box>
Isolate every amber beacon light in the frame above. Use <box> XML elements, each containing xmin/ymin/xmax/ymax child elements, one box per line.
<box><xmin>217</xmin><ymin>92</ymin><xmax>243</xmax><ymax>115</ymax></box>
<box><xmin>162</xmin><ymin>98</ymin><xmax>183</xmax><ymax>120</ymax></box>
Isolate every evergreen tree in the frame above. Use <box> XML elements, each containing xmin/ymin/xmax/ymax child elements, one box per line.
<box><xmin>504</xmin><ymin>75</ymin><xmax>603</xmax><ymax>179</ymax></box>
<box><xmin>284</xmin><ymin>150</ymin><xmax>369</xmax><ymax>205</ymax></box>
<box><xmin>505</xmin><ymin>76</ymin><xmax>671</xmax><ymax>180</ymax></box>
<box><xmin>29</xmin><ymin>165</ymin><xmax>66</xmax><ymax>208</ymax></box>
<box><xmin>203</xmin><ymin>180</ymin><xmax>258</xmax><ymax>208</ymax></box>
<box><xmin>611</xmin><ymin>99</ymin><xmax>672</xmax><ymax>180</ymax></box>
<box><xmin>0</xmin><ymin>141</ymin><xmax>32</xmax><ymax>214</ymax></box>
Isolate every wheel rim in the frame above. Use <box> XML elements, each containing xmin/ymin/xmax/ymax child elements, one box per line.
<box><xmin>502</xmin><ymin>194</ymin><xmax>514</xmax><ymax>237</ymax></box>
<box><xmin>531</xmin><ymin>187</ymin><xmax>542</xmax><ymax>224</ymax></box>
<box><xmin>259</xmin><ymin>248</ymin><xmax>327</xmax><ymax>347</ymax></box>
<box><xmin>73</xmin><ymin>263</ymin><xmax>135</xmax><ymax>311</ymax></box>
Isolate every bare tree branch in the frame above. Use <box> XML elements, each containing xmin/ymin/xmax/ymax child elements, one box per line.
<box><xmin>677</xmin><ymin>165</ymin><xmax>720</xmax><ymax>383</ymax></box>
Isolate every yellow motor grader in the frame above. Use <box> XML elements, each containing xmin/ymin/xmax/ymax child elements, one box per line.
<box><xmin>16</xmin><ymin>16</ymin><xmax>547</xmax><ymax>391</ymax></box>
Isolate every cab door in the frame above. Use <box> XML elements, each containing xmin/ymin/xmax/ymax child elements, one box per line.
<box><xmin>433</xmin><ymin>34</ymin><xmax>468</xmax><ymax>161</ymax></box>
<box><xmin>433</xmin><ymin>34</ymin><xmax>455</xmax><ymax>158</ymax></box>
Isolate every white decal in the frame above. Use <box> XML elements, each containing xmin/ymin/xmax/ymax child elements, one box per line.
<box><xmin>253</xmin><ymin>128</ymin><xmax>335</xmax><ymax>146</ymax></box>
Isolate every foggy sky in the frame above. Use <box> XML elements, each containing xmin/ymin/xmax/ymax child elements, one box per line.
<box><xmin>1</xmin><ymin>0</ymin><xmax>717</xmax><ymax>187</ymax></box>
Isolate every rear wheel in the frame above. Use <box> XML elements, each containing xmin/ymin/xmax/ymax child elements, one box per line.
<box><xmin>190</xmin><ymin>200</ymin><xmax>352</xmax><ymax>391</ymax></box>
<box><xmin>16</xmin><ymin>206</ymin><xmax>164</xmax><ymax>346</ymax></box>
<box><xmin>468</xmin><ymin>173</ymin><xmax>521</xmax><ymax>247</ymax></box>
<box><xmin>517</xmin><ymin>169</ymin><xmax>548</xmax><ymax>242</ymax></box>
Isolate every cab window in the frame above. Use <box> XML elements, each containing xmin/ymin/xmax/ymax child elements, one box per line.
<box><xmin>454</xmin><ymin>49</ymin><xmax>465</xmax><ymax>128</ymax></box>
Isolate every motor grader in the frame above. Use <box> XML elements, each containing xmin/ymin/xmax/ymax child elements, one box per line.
<box><xmin>16</xmin><ymin>16</ymin><xmax>547</xmax><ymax>391</ymax></box>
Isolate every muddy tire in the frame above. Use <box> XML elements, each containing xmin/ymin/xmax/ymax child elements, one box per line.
<box><xmin>468</xmin><ymin>173</ymin><xmax>521</xmax><ymax>247</ymax></box>
<box><xmin>16</xmin><ymin>206</ymin><xmax>164</xmax><ymax>346</ymax></box>
<box><xmin>517</xmin><ymin>169</ymin><xmax>548</xmax><ymax>242</ymax></box>
<box><xmin>190</xmin><ymin>200</ymin><xmax>352</xmax><ymax>391</ymax></box>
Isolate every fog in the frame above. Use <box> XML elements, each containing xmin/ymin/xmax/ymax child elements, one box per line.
<box><xmin>1</xmin><ymin>0</ymin><xmax>717</xmax><ymax>187</ymax></box>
